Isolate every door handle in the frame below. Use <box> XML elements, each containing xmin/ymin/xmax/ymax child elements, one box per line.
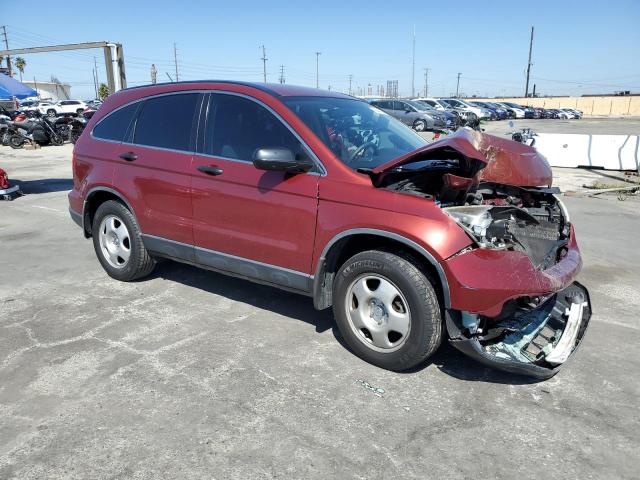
<box><xmin>197</xmin><ymin>165</ymin><xmax>223</xmax><ymax>176</ymax></box>
<box><xmin>119</xmin><ymin>152</ymin><xmax>137</xmax><ymax>161</ymax></box>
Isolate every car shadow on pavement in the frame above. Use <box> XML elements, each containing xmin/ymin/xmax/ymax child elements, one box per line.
<box><xmin>155</xmin><ymin>261</ymin><xmax>543</xmax><ymax>385</ymax></box>
<box><xmin>13</xmin><ymin>178</ymin><xmax>73</xmax><ymax>194</ymax></box>
<box><xmin>153</xmin><ymin>261</ymin><xmax>334</xmax><ymax>334</ymax></box>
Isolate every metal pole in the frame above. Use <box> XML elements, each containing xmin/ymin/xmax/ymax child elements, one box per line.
<box><xmin>173</xmin><ymin>42</ymin><xmax>179</xmax><ymax>82</ymax></box>
<box><xmin>261</xmin><ymin>45</ymin><xmax>267</xmax><ymax>83</ymax></box>
<box><xmin>456</xmin><ymin>73</ymin><xmax>461</xmax><ymax>97</ymax></box>
<box><xmin>411</xmin><ymin>25</ymin><xmax>415</xmax><ymax>97</ymax></box>
<box><xmin>315</xmin><ymin>51</ymin><xmax>321</xmax><ymax>88</ymax></box>
<box><xmin>525</xmin><ymin>26</ymin><xmax>534</xmax><ymax>97</ymax></box>
<box><xmin>1</xmin><ymin>26</ymin><xmax>11</xmax><ymax>76</ymax></box>
<box><xmin>93</xmin><ymin>57</ymin><xmax>99</xmax><ymax>98</ymax></box>
<box><xmin>348</xmin><ymin>74</ymin><xmax>352</xmax><ymax>95</ymax></box>
<box><xmin>424</xmin><ymin>68</ymin><xmax>429</xmax><ymax>97</ymax></box>
<box><xmin>92</xmin><ymin>68</ymin><xmax>97</xmax><ymax>99</ymax></box>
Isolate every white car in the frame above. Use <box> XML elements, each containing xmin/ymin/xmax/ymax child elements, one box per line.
<box><xmin>38</xmin><ymin>100</ymin><xmax>88</xmax><ymax>117</ymax></box>
<box><xmin>498</xmin><ymin>102</ymin><xmax>526</xmax><ymax>119</ymax></box>
<box><xmin>437</xmin><ymin>98</ymin><xmax>487</xmax><ymax>119</ymax></box>
<box><xmin>414</xmin><ymin>97</ymin><xmax>449</xmax><ymax>111</ymax></box>
<box><xmin>20</xmin><ymin>100</ymin><xmax>55</xmax><ymax>115</ymax></box>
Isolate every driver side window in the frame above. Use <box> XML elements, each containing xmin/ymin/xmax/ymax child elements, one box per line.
<box><xmin>202</xmin><ymin>94</ymin><xmax>305</xmax><ymax>162</ymax></box>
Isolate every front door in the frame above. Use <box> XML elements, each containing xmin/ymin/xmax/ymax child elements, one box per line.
<box><xmin>191</xmin><ymin>93</ymin><xmax>319</xmax><ymax>292</ymax></box>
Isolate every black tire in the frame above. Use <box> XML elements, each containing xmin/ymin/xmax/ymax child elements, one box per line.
<box><xmin>332</xmin><ymin>250</ymin><xmax>442</xmax><ymax>371</ymax></box>
<box><xmin>51</xmin><ymin>134</ymin><xmax>64</xmax><ymax>146</ymax></box>
<box><xmin>47</xmin><ymin>109</ymin><xmax>57</xmax><ymax>118</ymax></box>
<box><xmin>70</xmin><ymin>130</ymin><xmax>81</xmax><ymax>144</ymax></box>
<box><xmin>413</xmin><ymin>119</ymin><xmax>427</xmax><ymax>132</ymax></box>
<box><xmin>92</xmin><ymin>200</ymin><xmax>155</xmax><ymax>281</ymax></box>
<box><xmin>9</xmin><ymin>135</ymin><xmax>24</xmax><ymax>149</ymax></box>
<box><xmin>76</xmin><ymin>108</ymin><xmax>84</xmax><ymax>114</ymax></box>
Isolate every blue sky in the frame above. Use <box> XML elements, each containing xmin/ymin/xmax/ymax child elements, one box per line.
<box><xmin>3</xmin><ymin>0</ymin><xmax>640</xmax><ymax>99</ymax></box>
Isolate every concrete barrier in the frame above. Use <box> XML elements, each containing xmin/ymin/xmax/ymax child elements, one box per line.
<box><xmin>533</xmin><ymin>133</ymin><xmax>639</xmax><ymax>170</ymax></box>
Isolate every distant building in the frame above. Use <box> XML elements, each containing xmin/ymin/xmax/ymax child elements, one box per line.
<box><xmin>22</xmin><ymin>80</ymin><xmax>71</xmax><ymax>101</ymax></box>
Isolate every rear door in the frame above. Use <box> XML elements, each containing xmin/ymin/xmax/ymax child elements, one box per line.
<box><xmin>190</xmin><ymin>92</ymin><xmax>319</xmax><ymax>291</ymax></box>
<box><xmin>113</xmin><ymin>92</ymin><xmax>201</xmax><ymax>254</ymax></box>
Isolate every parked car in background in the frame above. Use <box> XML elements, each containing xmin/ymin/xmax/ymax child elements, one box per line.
<box><xmin>547</xmin><ymin>109</ymin><xmax>570</xmax><ymax>119</ymax></box>
<box><xmin>499</xmin><ymin>102</ymin><xmax>526</xmax><ymax>118</ymax></box>
<box><xmin>469</xmin><ymin>101</ymin><xmax>504</xmax><ymax>120</ymax></box>
<box><xmin>413</xmin><ymin>99</ymin><xmax>460</xmax><ymax>129</ymax></box>
<box><xmin>38</xmin><ymin>100</ymin><xmax>88</xmax><ymax>117</ymax></box>
<box><xmin>533</xmin><ymin>107</ymin><xmax>549</xmax><ymax>118</ymax></box>
<box><xmin>69</xmin><ymin>81</ymin><xmax>592</xmax><ymax>378</ymax></box>
<box><xmin>368</xmin><ymin>99</ymin><xmax>437</xmax><ymax>131</ymax></box>
<box><xmin>438</xmin><ymin>98</ymin><xmax>489</xmax><ymax>119</ymax></box>
<box><xmin>20</xmin><ymin>100</ymin><xmax>55</xmax><ymax>117</ymax></box>
<box><xmin>560</xmin><ymin>108</ymin><xmax>582</xmax><ymax>119</ymax></box>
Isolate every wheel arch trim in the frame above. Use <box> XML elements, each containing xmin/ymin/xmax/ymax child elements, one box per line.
<box><xmin>82</xmin><ymin>186</ymin><xmax>135</xmax><ymax>236</ymax></box>
<box><xmin>313</xmin><ymin>228</ymin><xmax>451</xmax><ymax>309</ymax></box>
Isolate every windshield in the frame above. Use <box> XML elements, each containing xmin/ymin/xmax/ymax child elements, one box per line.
<box><xmin>413</xmin><ymin>100</ymin><xmax>436</xmax><ymax>111</ymax></box>
<box><xmin>283</xmin><ymin>96</ymin><xmax>427</xmax><ymax>170</ymax></box>
<box><xmin>407</xmin><ymin>100</ymin><xmax>432</xmax><ymax>111</ymax></box>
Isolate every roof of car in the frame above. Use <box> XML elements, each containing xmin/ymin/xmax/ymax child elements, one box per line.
<box><xmin>122</xmin><ymin>80</ymin><xmax>354</xmax><ymax>99</ymax></box>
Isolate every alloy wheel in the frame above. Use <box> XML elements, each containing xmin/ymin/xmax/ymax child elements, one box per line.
<box><xmin>345</xmin><ymin>274</ymin><xmax>411</xmax><ymax>352</ymax></box>
<box><xmin>98</xmin><ymin>214</ymin><xmax>131</xmax><ymax>268</ymax></box>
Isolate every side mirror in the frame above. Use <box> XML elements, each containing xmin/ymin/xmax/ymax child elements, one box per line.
<box><xmin>253</xmin><ymin>148</ymin><xmax>314</xmax><ymax>174</ymax></box>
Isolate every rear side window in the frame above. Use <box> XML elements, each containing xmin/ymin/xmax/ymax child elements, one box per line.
<box><xmin>134</xmin><ymin>93</ymin><xmax>199</xmax><ymax>151</ymax></box>
<box><xmin>92</xmin><ymin>103</ymin><xmax>139</xmax><ymax>142</ymax></box>
<box><xmin>202</xmin><ymin>94</ymin><xmax>303</xmax><ymax>162</ymax></box>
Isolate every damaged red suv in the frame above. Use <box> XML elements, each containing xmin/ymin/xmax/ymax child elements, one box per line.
<box><xmin>69</xmin><ymin>82</ymin><xmax>591</xmax><ymax>378</ymax></box>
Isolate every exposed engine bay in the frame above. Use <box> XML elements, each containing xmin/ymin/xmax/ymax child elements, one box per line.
<box><xmin>374</xmin><ymin>158</ymin><xmax>570</xmax><ymax>270</ymax></box>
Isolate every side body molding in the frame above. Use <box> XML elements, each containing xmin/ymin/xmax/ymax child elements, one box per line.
<box><xmin>313</xmin><ymin>228</ymin><xmax>451</xmax><ymax>309</ymax></box>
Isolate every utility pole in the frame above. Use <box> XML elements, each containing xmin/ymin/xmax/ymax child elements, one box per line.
<box><xmin>456</xmin><ymin>72</ymin><xmax>461</xmax><ymax>97</ymax></box>
<box><xmin>1</xmin><ymin>26</ymin><xmax>12</xmax><ymax>76</ymax></box>
<box><xmin>92</xmin><ymin>68</ymin><xmax>98</xmax><ymax>99</ymax></box>
<box><xmin>261</xmin><ymin>45</ymin><xmax>267</xmax><ymax>83</ymax></box>
<box><xmin>173</xmin><ymin>42</ymin><xmax>179</xmax><ymax>82</ymax></box>
<box><xmin>348</xmin><ymin>74</ymin><xmax>353</xmax><ymax>95</ymax></box>
<box><xmin>151</xmin><ymin>63</ymin><xmax>157</xmax><ymax>84</ymax></box>
<box><xmin>423</xmin><ymin>68</ymin><xmax>430</xmax><ymax>97</ymax></box>
<box><xmin>315</xmin><ymin>51</ymin><xmax>321</xmax><ymax>88</ymax></box>
<box><xmin>93</xmin><ymin>56</ymin><xmax>99</xmax><ymax>97</ymax></box>
<box><xmin>524</xmin><ymin>26</ymin><xmax>534</xmax><ymax>97</ymax></box>
<box><xmin>411</xmin><ymin>25</ymin><xmax>416</xmax><ymax>97</ymax></box>
<box><xmin>279</xmin><ymin>64</ymin><xmax>285</xmax><ymax>84</ymax></box>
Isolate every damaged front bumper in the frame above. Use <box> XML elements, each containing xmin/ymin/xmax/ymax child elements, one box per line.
<box><xmin>446</xmin><ymin>282</ymin><xmax>591</xmax><ymax>379</ymax></box>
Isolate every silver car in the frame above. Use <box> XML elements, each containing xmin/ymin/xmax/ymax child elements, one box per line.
<box><xmin>368</xmin><ymin>99</ymin><xmax>436</xmax><ymax>131</ymax></box>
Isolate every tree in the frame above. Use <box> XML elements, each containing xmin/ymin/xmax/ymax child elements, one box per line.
<box><xmin>14</xmin><ymin>57</ymin><xmax>26</xmax><ymax>81</ymax></box>
<box><xmin>98</xmin><ymin>83</ymin><xmax>109</xmax><ymax>100</ymax></box>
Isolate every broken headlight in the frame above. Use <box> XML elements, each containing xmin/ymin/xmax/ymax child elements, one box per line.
<box><xmin>445</xmin><ymin>206</ymin><xmax>512</xmax><ymax>249</ymax></box>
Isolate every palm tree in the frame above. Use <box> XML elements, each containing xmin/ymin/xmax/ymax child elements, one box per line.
<box><xmin>98</xmin><ymin>83</ymin><xmax>109</xmax><ymax>100</ymax></box>
<box><xmin>14</xmin><ymin>57</ymin><xmax>26</xmax><ymax>81</ymax></box>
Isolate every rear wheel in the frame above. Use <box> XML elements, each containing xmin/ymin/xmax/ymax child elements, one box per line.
<box><xmin>50</xmin><ymin>134</ymin><xmax>64</xmax><ymax>146</ymax></box>
<box><xmin>332</xmin><ymin>250</ymin><xmax>442</xmax><ymax>371</ymax></box>
<box><xmin>92</xmin><ymin>200</ymin><xmax>155</xmax><ymax>281</ymax></box>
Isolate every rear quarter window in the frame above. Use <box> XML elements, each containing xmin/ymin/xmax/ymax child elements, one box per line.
<box><xmin>92</xmin><ymin>103</ymin><xmax>139</xmax><ymax>142</ymax></box>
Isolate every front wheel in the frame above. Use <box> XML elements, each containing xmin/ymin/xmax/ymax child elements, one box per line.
<box><xmin>9</xmin><ymin>135</ymin><xmax>24</xmax><ymax>149</ymax></box>
<box><xmin>92</xmin><ymin>200</ymin><xmax>156</xmax><ymax>281</ymax></box>
<box><xmin>413</xmin><ymin>119</ymin><xmax>427</xmax><ymax>132</ymax></box>
<box><xmin>332</xmin><ymin>250</ymin><xmax>442</xmax><ymax>371</ymax></box>
<box><xmin>50</xmin><ymin>134</ymin><xmax>64</xmax><ymax>146</ymax></box>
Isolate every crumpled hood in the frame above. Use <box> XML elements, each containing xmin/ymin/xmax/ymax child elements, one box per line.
<box><xmin>372</xmin><ymin>128</ymin><xmax>553</xmax><ymax>187</ymax></box>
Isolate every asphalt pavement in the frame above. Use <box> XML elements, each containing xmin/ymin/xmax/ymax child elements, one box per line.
<box><xmin>1</xmin><ymin>136</ymin><xmax>639</xmax><ymax>479</ymax></box>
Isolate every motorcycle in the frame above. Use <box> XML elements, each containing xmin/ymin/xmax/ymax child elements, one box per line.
<box><xmin>508</xmin><ymin>121</ymin><xmax>537</xmax><ymax>146</ymax></box>
<box><xmin>7</xmin><ymin>113</ymin><xmax>66</xmax><ymax>149</ymax></box>
<box><xmin>69</xmin><ymin>107</ymin><xmax>97</xmax><ymax>144</ymax></box>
